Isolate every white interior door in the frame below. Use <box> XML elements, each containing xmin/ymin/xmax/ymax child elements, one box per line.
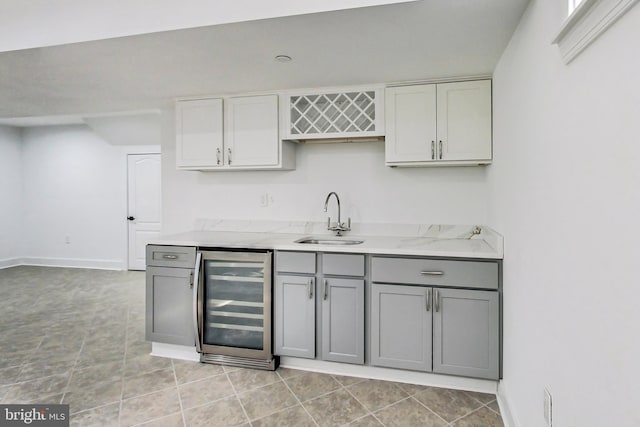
<box><xmin>127</xmin><ymin>154</ymin><xmax>161</xmax><ymax>270</ymax></box>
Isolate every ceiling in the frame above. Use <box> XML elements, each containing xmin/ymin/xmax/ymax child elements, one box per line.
<box><xmin>0</xmin><ymin>0</ymin><xmax>529</xmax><ymax>124</ymax></box>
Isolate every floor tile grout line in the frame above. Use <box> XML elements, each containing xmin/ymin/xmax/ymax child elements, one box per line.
<box><xmin>331</xmin><ymin>374</ymin><xmax>368</xmax><ymax>388</ymax></box>
<box><xmin>67</xmin><ymin>400</ymin><xmax>121</xmax><ymax>417</ymax></box>
<box><xmin>224</xmin><ymin>368</ymin><xmax>253</xmax><ymax>426</ymax></box>
<box><xmin>60</xmin><ymin>330</ymin><xmax>88</xmax><ymax>407</ymax></box>
<box><xmin>341</xmin><ymin>382</ymin><xmax>387</xmax><ymax>427</ymax></box>
<box><xmin>366</xmin><ymin>394</ymin><xmax>416</xmax><ymax>422</ymax></box>
<box><xmin>408</xmin><ymin>395</ymin><xmax>452</xmax><ymax>426</ymax></box>
<box><xmin>118</xmin><ymin>297</ymin><xmax>133</xmax><ymax>427</ymax></box>
<box><xmin>462</xmin><ymin>389</ymin><xmax>497</xmax><ymax>407</ymax></box>
<box><xmin>129</xmin><ymin>410</ymin><xmax>184</xmax><ymax>427</ymax></box>
<box><xmin>229</xmin><ymin>375</ymin><xmax>282</xmax><ymax>397</ymax></box>
<box><xmin>173</xmin><ymin>369</ymin><xmax>236</xmax><ymax>388</ymax></box>
<box><xmin>276</xmin><ymin>370</ymin><xmax>320</xmax><ymax>427</ymax></box>
<box><xmin>484</xmin><ymin>399</ymin><xmax>502</xmax><ymax>416</ymax></box>
<box><xmin>170</xmin><ymin>360</ymin><xmax>188</xmax><ymax>427</ymax></box>
<box><xmin>440</xmin><ymin>394</ymin><xmax>489</xmax><ymax>425</ymax></box>
<box><xmin>447</xmin><ymin>402</ymin><xmax>499</xmax><ymax>426</ymax></box>
<box><xmin>172</xmin><ymin>390</ymin><xmax>238</xmax><ymax>413</ymax></box>
<box><xmin>297</xmin><ymin>378</ymin><xmax>355</xmax><ymax>405</ymax></box>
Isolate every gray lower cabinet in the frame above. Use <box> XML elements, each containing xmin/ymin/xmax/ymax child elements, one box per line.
<box><xmin>371</xmin><ymin>283</ymin><xmax>499</xmax><ymax>379</ymax></box>
<box><xmin>321</xmin><ymin>278</ymin><xmax>365</xmax><ymax>364</ymax></box>
<box><xmin>433</xmin><ymin>288</ymin><xmax>499</xmax><ymax>379</ymax></box>
<box><xmin>274</xmin><ymin>274</ymin><xmax>316</xmax><ymax>358</ymax></box>
<box><xmin>274</xmin><ymin>251</ymin><xmax>365</xmax><ymax>365</ymax></box>
<box><xmin>371</xmin><ymin>284</ymin><xmax>432</xmax><ymax>371</ymax></box>
<box><xmin>145</xmin><ymin>245</ymin><xmax>196</xmax><ymax>346</ymax></box>
<box><xmin>145</xmin><ymin>265</ymin><xmax>195</xmax><ymax>345</ymax></box>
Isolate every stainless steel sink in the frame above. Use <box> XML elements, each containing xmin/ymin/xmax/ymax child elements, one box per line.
<box><xmin>294</xmin><ymin>237</ymin><xmax>364</xmax><ymax>245</ymax></box>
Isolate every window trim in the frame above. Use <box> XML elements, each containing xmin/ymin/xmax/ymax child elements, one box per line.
<box><xmin>552</xmin><ymin>0</ymin><xmax>639</xmax><ymax>64</ymax></box>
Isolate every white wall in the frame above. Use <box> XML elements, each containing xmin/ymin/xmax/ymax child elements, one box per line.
<box><xmin>490</xmin><ymin>2</ymin><xmax>640</xmax><ymax>426</ymax></box>
<box><xmin>20</xmin><ymin>125</ymin><xmax>132</xmax><ymax>269</ymax></box>
<box><xmin>0</xmin><ymin>126</ymin><xmax>24</xmax><ymax>266</ymax></box>
<box><xmin>161</xmin><ymin>110</ymin><xmax>491</xmax><ymax>234</ymax></box>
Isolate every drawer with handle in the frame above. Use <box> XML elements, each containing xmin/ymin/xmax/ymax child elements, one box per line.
<box><xmin>371</xmin><ymin>256</ymin><xmax>499</xmax><ymax>290</ymax></box>
<box><xmin>146</xmin><ymin>245</ymin><xmax>196</xmax><ymax>268</ymax></box>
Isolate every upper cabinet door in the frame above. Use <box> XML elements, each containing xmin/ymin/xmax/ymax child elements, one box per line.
<box><xmin>175</xmin><ymin>98</ymin><xmax>223</xmax><ymax>169</ymax></box>
<box><xmin>225</xmin><ymin>95</ymin><xmax>279</xmax><ymax>168</ymax></box>
<box><xmin>385</xmin><ymin>85</ymin><xmax>437</xmax><ymax>163</ymax></box>
<box><xmin>436</xmin><ymin>80</ymin><xmax>492</xmax><ymax>162</ymax></box>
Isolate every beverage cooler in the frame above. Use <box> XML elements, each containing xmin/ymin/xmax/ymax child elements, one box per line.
<box><xmin>193</xmin><ymin>250</ymin><xmax>277</xmax><ymax>370</ymax></box>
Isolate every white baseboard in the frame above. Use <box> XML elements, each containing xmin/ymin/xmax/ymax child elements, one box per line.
<box><xmin>497</xmin><ymin>381</ymin><xmax>519</xmax><ymax>427</ymax></box>
<box><xmin>19</xmin><ymin>257</ymin><xmax>125</xmax><ymax>270</ymax></box>
<box><xmin>280</xmin><ymin>357</ymin><xmax>498</xmax><ymax>394</ymax></box>
<box><xmin>151</xmin><ymin>342</ymin><xmax>200</xmax><ymax>362</ymax></box>
<box><xmin>0</xmin><ymin>257</ymin><xmax>24</xmax><ymax>269</ymax></box>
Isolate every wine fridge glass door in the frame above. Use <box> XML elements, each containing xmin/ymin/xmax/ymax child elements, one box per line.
<box><xmin>198</xmin><ymin>251</ymin><xmax>272</xmax><ymax>359</ymax></box>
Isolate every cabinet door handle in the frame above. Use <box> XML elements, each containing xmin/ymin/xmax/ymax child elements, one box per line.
<box><xmin>323</xmin><ymin>279</ymin><xmax>328</xmax><ymax>301</ymax></box>
<box><xmin>216</xmin><ymin>148</ymin><xmax>221</xmax><ymax>165</ymax></box>
<box><xmin>434</xmin><ymin>289</ymin><xmax>440</xmax><ymax>312</ymax></box>
<box><xmin>162</xmin><ymin>254</ymin><xmax>178</xmax><ymax>260</ymax></box>
<box><xmin>431</xmin><ymin>141</ymin><xmax>435</xmax><ymax>160</ymax></box>
<box><xmin>439</xmin><ymin>140</ymin><xmax>443</xmax><ymax>159</ymax></box>
<box><xmin>426</xmin><ymin>288</ymin><xmax>431</xmax><ymax>311</ymax></box>
<box><xmin>228</xmin><ymin>147</ymin><xmax>232</xmax><ymax>165</ymax></box>
<box><xmin>193</xmin><ymin>253</ymin><xmax>203</xmax><ymax>353</ymax></box>
<box><xmin>308</xmin><ymin>278</ymin><xmax>314</xmax><ymax>299</ymax></box>
<box><xmin>420</xmin><ymin>271</ymin><xmax>444</xmax><ymax>276</ymax></box>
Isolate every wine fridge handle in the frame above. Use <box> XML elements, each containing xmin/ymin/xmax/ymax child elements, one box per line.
<box><xmin>193</xmin><ymin>252</ymin><xmax>202</xmax><ymax>353</ymax></box>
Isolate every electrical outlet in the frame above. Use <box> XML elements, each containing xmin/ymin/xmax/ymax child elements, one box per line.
<box><xmin>543</xmin><ymin>388</ymin><xmax>553</xmax><ymax>426</ymax></box>
<box><xmin>259</xmin><ymin>193</ymin><xmax>274</xmax><ymax>207</ymax></box>
<box><xmin>65</xmin><ymin>235</ymin><xmax>71</xmax><ymax>244</ymax></box>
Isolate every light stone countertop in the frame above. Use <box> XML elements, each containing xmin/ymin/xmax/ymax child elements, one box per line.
<box><xmin>150</xmin><ymin>220</ymin><xmax>503</xmax><ymax>259</ymax></box>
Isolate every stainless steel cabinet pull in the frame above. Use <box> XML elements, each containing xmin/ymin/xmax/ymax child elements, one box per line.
<box><xmin>426</xmin><ymin>288</ymin><xmax>431</xmax><ymax>311</ymax></box>
<box><xmin>162</xmin><ymin>254</ymin><xmax>178</xmax><ymax>260</ymax></box>
<box><xmin>192</xmin><ymin>253</ymin><xmax>203</xmax><ymax>353</ymax></box>
<box><xmin>434</xmin><ymin>289</ymin><xmax>440</xmax><ymax>312</ymax></box>
<box><xmin>323</xmin><ymin>279</ymin><xmax>328</xmax><ymax>301</ymax></box>
<box><xmin>439</xmin><ymin>140</ymin><xmax>443</xmax><ymax>159</ymax></box>
<box><xmin>431</xmin><ymin>141</ymin><xmax>435</xmax><ymax>160</ymax></box>
<box><xmin>228</xmin><ymin>147</ymin><xmax>232</xmax><ymax>165</ymax></box>
<box><xmin>420</xmin><ymin>271</ymin><xmax>444</xmax><ymax>276</ymax></box>
<box><xmin>308</xmin><ymin>278</ymin><xmax>314</xmax><ymax>299</ymax></box>
<box><xmin>216</xmin><ymin>148</ymin><xmax>221</xmax><ymax>165</ymax></box>
<box><xmin>189</xmin><ymin>271</ymin><xmax>194</xmax><ymax>289</ymax></box>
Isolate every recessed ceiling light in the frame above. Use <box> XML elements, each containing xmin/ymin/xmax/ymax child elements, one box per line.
<box><xmin>275</xmin><ymin>55</ymin><xmax>292</xmax><ymax>63</ymax></box>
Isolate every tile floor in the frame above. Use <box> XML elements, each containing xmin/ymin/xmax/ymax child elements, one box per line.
<box><xmin>0</xmin><ymin>266</ymin><xmax>504</xmax><ymax>427</ymax></box>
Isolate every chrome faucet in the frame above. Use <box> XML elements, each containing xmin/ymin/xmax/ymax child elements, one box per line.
<box><xmin>324</xmin><ymin>192</ymin><xmax>351</xmax><ymax>236</ymax></box>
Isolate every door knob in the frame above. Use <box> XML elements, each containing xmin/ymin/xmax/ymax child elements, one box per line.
<box><xmin>127</xmin><ymin>216</ymin><xmax>135</xmax><ymax>221</ymax></box>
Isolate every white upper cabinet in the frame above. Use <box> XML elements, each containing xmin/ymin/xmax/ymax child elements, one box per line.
<box><xmin>384</xmin><ymin>85</ymin><xmax>437</xmax><ymax>163</ymax></box>
<box><xmin>176</xmin><ymin>95</ymin><xmax>294</xmax><ymax>171</ymax></box>
<box><xmin>283</xmin><ymin>87</ymin><xmax>385</xmax><ymax>141</ymax></box>
<box><xmin>385</xmin><ymin>80</ymin><xmax>492</xmax><ymax>166</ymax></box>
<box><xmin>225</xmin><ymin>95</ymin><xmax>279</xmax><ymax>168</ymax></box>
<box><xmin>436</xmin><ymin>81</ymin><xmax>492</xmax><ymax>162</ymax></box>
<box><xmin>176</xmin><ymin>98</ymin><xmax>223</xmax><ymax>169</ymax></box>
